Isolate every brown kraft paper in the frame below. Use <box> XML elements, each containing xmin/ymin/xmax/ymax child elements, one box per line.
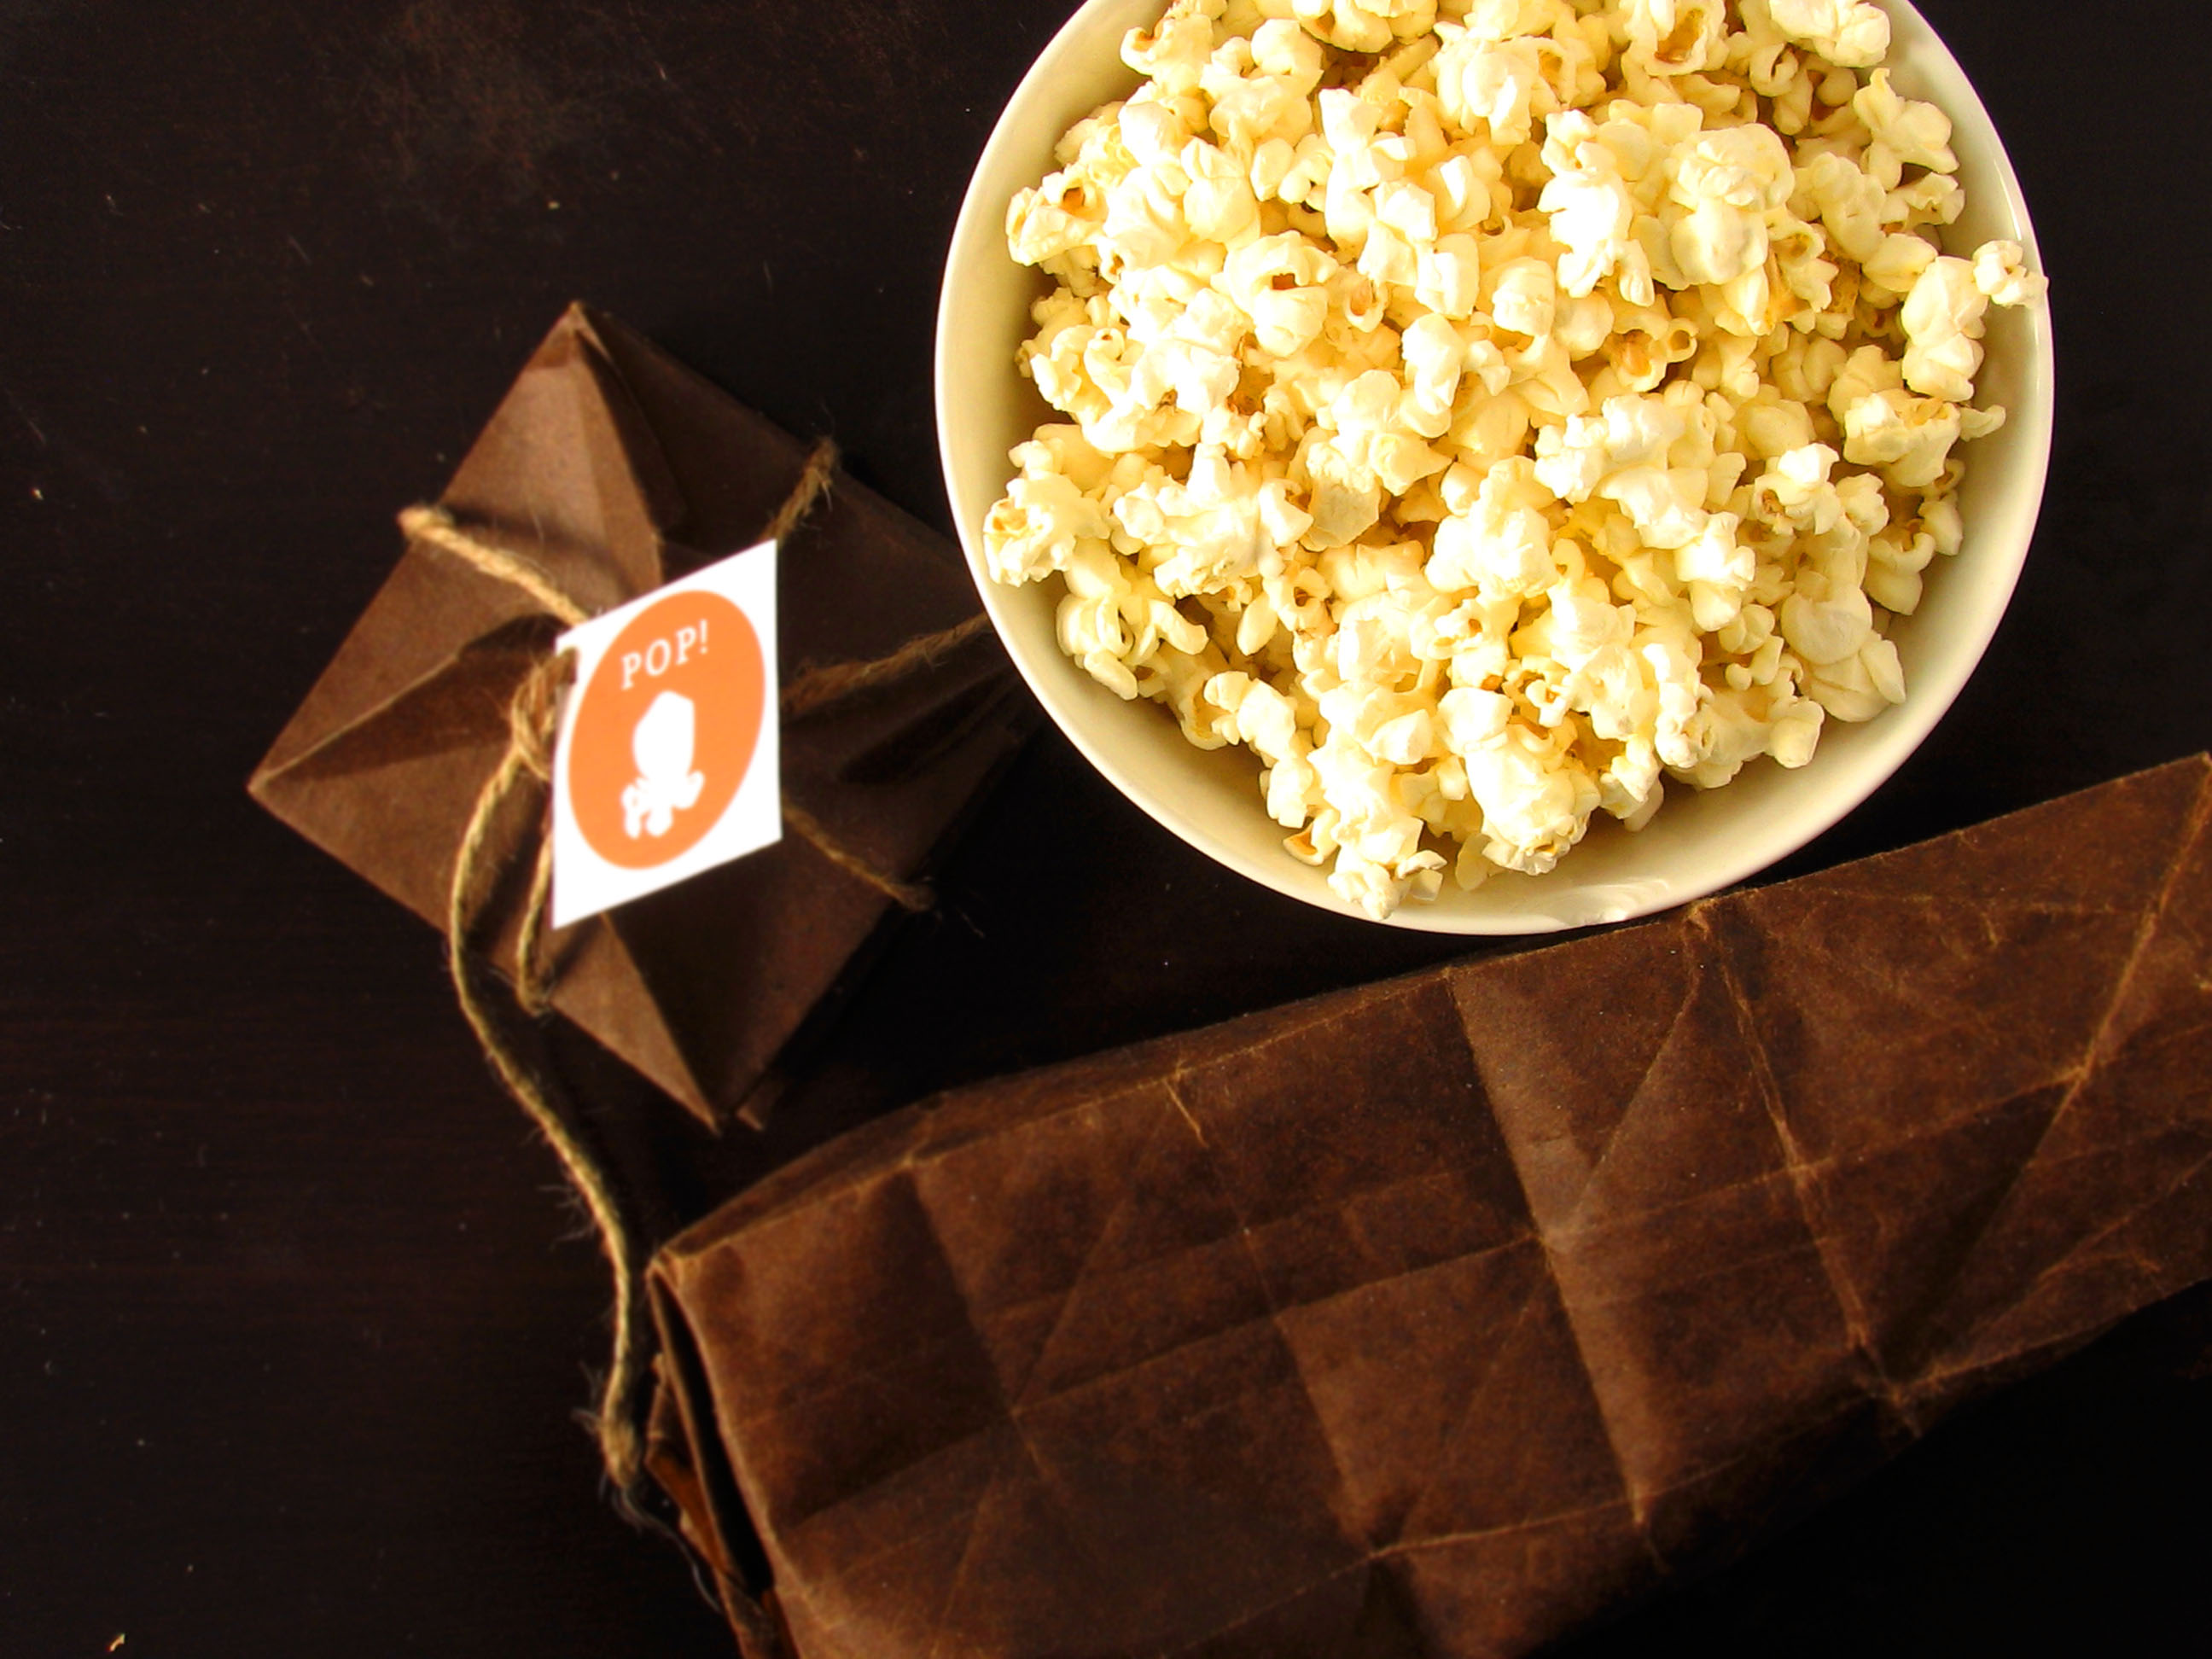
<box><xmin>649</xmin><ymin>754</ymin><xmax>2212</xmax><ymax>1657</ymax></box>
<box><xmin>250</xmin><ymin>303</ymin><xmax>1031</xmax><ymax>1124</ymax></box>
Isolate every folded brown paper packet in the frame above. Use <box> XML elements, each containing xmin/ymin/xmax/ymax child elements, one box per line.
<box><xmin>648</xmin><ymin>754</ymin><xmax>2212</xmax><ymax>1657</ymax></box>
<box><xmin>250</xmin><ymin>304</ymin><xmax>1031</xmax><ymax>1124</ymax></box>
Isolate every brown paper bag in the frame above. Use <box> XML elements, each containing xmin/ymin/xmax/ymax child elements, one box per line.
<box><xmin>649</xmin><ymin>755</ymin><xmax>2212</xmax><ymax>1657</ymax></box>
<box><xmin>250</xmin><ymin>304</ymin><xmax>1031</xmax><ymax>1124</ymax></box>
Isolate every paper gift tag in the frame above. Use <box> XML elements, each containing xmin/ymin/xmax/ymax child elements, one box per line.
<box><xmin>550</xmin><ymin>541</ymin><xmax>781</xmax><ymax>927</ymax></box>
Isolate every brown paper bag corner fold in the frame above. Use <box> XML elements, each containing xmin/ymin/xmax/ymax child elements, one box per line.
<box><xmin>249</xmin><ymin>302</ymin><xmax>1033</xmax><ymax>1126</ymax></box>
<box><xmin>649</xmin><ymin>754</ymin><xmax>2212</xmax><ymax>1658</ymax></box>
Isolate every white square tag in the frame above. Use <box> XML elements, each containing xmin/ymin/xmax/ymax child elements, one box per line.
<box><xmin>549</xmin><ymin>540</ymin><xmax>781</xmax><ymax>927</ymax></box>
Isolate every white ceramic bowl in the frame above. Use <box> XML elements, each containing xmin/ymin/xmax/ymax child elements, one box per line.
<box><xmin>936</xmin><ymin>0</ymin><xmax>2053</xmax><ymax>932</ymax></box>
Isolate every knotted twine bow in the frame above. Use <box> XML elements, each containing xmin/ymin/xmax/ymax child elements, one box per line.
<box><xmin>402</xmin><ymin>441</ymin><xmax>992</xmax><ymax>1499</ymax></box>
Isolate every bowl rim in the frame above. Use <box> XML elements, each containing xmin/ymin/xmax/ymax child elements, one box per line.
<box><xmin>934</xmin><ymin>0</ymin><xmax>2055</xmax><ymax>934</ymax></box>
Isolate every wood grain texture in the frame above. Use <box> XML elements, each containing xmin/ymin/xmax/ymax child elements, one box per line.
<box><xmin>3</xmin><ymin>0</ymin><xmax>2210</xmax><ymax>1653</ymax></box>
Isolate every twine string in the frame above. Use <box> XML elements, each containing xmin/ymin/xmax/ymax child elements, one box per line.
<box><xmin>759</xmin><ymin>440</ymin><xmax>838</xmax><ymax>547</ymax></box>
<box><xmin>784</xmin><ymin>800</ymin><xmax>930</xmax><ymax>910</ymax></box>
<box><xmin>409</xmin><ymin>438</ymin><xmax>987</xmax><ymax>1500</ymax></box>
<box><xmin>398</xmin><ymin>505</ymin><xmax>591</xmax><ymax>629</ymax></box>
<box><xmin>515</xmin><ymin>828</ymin><xmax>561</xmax><ymax>1016</ymax></box>
<box><xmin>445</xmin><ymin>654</ymin><xmax>648</xmax><ymax>1493</ymax></box>
<box><xmin>782</xmin><ymin>610</ymin><xmax>994</xmax><ymax>719</ymax></box>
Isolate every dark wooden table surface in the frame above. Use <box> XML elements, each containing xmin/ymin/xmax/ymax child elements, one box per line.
<box><xmin>5</xmin><ymin>1</ymin><xmax>2210</xmax><ymax>1653</ymax></box>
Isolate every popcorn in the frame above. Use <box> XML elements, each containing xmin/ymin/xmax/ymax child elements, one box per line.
<box><xmin>1540</xmin><ymin>114</ymin><xmax>1650</xmax><ymax>300</ymax></box>
<box><xmin>1973</xmin><ymin>239</ymin><xmax>2047</xmax><ymax>309</ymax></box>
<box><xmin>1854</xmin><ymin>67</ymin><xmax>1958</xmax><ymax>176</ymax></box>
<box><xmin>1621</xmin><ymin>0</ymin><xmax>1729</xmax><ymax>78</ymax></box>
<box><xmin>1899</xmin><ymin>254</ymin><xmax>1988</xmax><ymax>401</ymax></box>
<box><xmin>1766</xmin><ymin>0</ymin><xmax>1890</xmax><ymax>69</ymax></box>
<box><xmin>1427</xmin><ymin>459</ymin><xmax>1557</xmax><ymax>596</ymax></box>
<box><xmin>985</xmin><ymin>0</ymin><xmax>2043</xmax><ymax>919</ymax></box>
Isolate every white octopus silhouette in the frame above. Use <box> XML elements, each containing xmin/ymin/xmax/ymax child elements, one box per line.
<box><xmin>620</xmin><ymin>690</ymin><xmax>707</xmax><ymax>839</ymax></box>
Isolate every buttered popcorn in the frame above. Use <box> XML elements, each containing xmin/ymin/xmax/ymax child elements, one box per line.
<box><xmin>985</xmin><ymin>0</ymin><xmax>2043</xmax><ymax>920</ymax></box>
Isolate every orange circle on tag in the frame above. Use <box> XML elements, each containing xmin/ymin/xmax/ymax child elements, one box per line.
<box><xmin>568</xmin><ymin>590</ymin><xmax>764</xmax><ymax>870</ymax></box>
